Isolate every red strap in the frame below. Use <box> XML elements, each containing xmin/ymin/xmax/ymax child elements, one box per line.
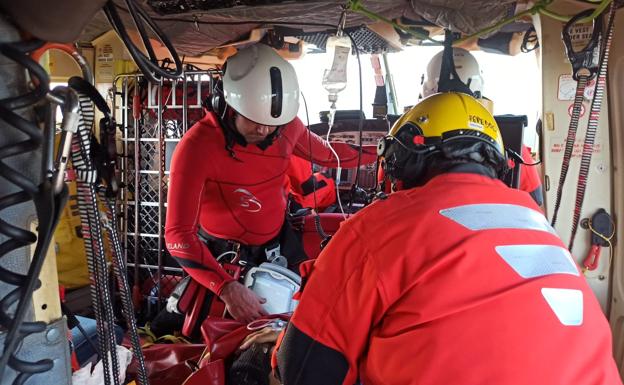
<box><xmin>133</xmin><ymin>93</ymin><xmax>142</xmax><ymax>120</ymax></box>
<box><xmin>182</xmin><ymin>287</ymin><xmax>208</xmax><ymax>338</ymax></box>
<box><xmin>183</xmin><ymin>359</ymin><xmax>225</xmax><ymax>385</ymax></box>
<box><xmin>178</xmin><ymin>279</ymin><xmax>200</xmax><ymax>313</ymax></box>
<box><xmin>70</xmin><ymin>350</ymin><xmax>80</xmax><ymax>372</ymax></box>
<box><xmin>582</xmin><ymin>244</ymin><xmax>601</xmax><ymax>271</ymax></box>
<box><xmin>65</xmin><ymin>168</ymin><xmax>76</xmax><ymax>182</ymax></box>
<box><xmin>180</xmin><ymin>264</ymin><xmax>242</xmax><ymax>337</ymax></box>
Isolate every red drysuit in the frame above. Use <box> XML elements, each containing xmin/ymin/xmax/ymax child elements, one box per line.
<box><xmin>165</xmin><ymin>112</ymin><xmax>376</xmax><ymax>295</ymax></box>
<box><xmin>277</xmin><ymin>168</ymin><xmax>621</xmax><ymax>385</ymax></box>
<box><xmin>520</xmin><ymin>145</ymin><xmax>543</xmax><ymax>206</ymax></box>
<box><xmin>286</xmin><ymin>156</ymin><xmax>337</xmax><ymax>211</ymax></box>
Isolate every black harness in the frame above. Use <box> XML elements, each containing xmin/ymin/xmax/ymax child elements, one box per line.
<box><xmin>197</xmin><ymin>219</ymin><xmax>307</xmax><ymax>273</ymax></box>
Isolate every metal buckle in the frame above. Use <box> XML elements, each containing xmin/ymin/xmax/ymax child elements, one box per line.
<box><xmin>265</xmin><ymin>244</ymin><xmax>287</xmax><ymax>267</ymax></box>
<box><xmin>265</xmin><ymin>244</ymin><xmax>281</xmax><ymax>260</ymax></box>
<box><xmin>562</xmin><ymin>8</ymin><xmax>603</xmax><ymax>81</ymax></box>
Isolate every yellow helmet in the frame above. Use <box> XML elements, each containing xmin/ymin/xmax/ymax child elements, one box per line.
<box><xmin>378</xmin><ymin>92</ymin><xmax>505</xmax><ymax>185</ymax></box>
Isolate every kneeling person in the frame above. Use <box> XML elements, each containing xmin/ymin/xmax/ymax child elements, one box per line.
<box><xmin>276</xmin><ymin>92</ymin><xmax>621</xmax><ymax>385</ymax></box>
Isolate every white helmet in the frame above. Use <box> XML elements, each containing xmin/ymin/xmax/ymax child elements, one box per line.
<box><xmin>223</xmin><ymin>44</ymin><xmax>300</xmax><ymax>126</ymax></box>
<box><xmin>421</xmin><ymin>48</ymin><xmax>484</xmax><ymax>99</ymax></box>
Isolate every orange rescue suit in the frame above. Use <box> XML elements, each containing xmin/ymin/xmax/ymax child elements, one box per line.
<box><xmin>277</xmin><ymin>171</ymin><xmax>620</xmax><ymax>385</ymax></box>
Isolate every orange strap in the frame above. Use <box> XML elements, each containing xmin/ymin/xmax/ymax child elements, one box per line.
<box><xmin>30</xmin><ymin>42</ymin><xmax>78</xmax><ymax>62</ymax></box>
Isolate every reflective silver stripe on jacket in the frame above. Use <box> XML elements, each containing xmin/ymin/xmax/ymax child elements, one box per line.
<box><xmin>495</xmin><ymin>245</ymin><xmax>579</xmax><ymax>278</ymax></box>
<box><xmin>440</xmin><ymin>203</ymin><xmax>583</xmax><ymax>325</ymax></box>
<box><xmin>439</xmin><ymin>204</ymin><xmax>556</xmax><ymax>235</ymax></box>
<box><xmin>541</xmin><ymin>288</ymin><xmax>583</xmax><ymax>326</ymax></box>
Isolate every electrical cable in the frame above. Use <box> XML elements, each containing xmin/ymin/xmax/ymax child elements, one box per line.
<box><xmin>520</xmin><ymin>26</ymin><xmax>539</xmax><ymax>53</ymax></box>
<box><xmin>301</xmin><ymin>92</ymin><xmax>330</xmax><ymax>241</ymax></box>
<box><xmin>323</xmin><ymin>130</ymin><xmax>347</xmax><ymax>218</ymax></box>
<box><xmin>61</xmin><ymin>303</ymin><xmax>101</xmax><ymax>358</ymax></box>
<box><xmin>506</xmin><ymin>148</ymin><xmax>542</xmax><ymax>166</ymax></box>
<box><xmin>343</xmin><ymin>29</ymin><xmax>366</xmax><ymax>212</ymax></box>
<box><xmin>301</xmin><ymin>92</ymin><xmax>319</xmax><ymax>211</ymax></box>
<box><xmin>126</xmin><ymin>0</ymin><xmax>158</xmax><ymax>62</ymax></box>
<box><xmin>103</xmin><ymin>0</ymin><xmax>183</xmax><ymax>83</ymax></box>
<box><xmin>584</xmin><ymin>216</ymin><xmax>615</xmax><ymax>274</ymax></box>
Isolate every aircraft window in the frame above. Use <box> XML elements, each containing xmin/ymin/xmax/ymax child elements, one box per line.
<box><xmin>292</xmin><ymin>46</ymin><xmax>540</xmax><ymax>150</ymax></box>
<box><xmin>388</xmin><ymin>46</ymin><xmax>541</xmax><ymax>149</ymax></box>
<box><xmin>292</xmin><ymin>52</ymin><xmax>376</xmax><ymax>125</ymax></box>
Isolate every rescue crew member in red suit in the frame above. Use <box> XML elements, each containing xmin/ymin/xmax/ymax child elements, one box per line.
<box><xmin>275</xmin><ymin>92</ymin><xmax>622</xmax><ymax>385</ymax></box>
<box><xmin>421</xmin><ymin>47</ymin><xmax>543</xmax><ymax>206</ymax></box>
<box><xmin>165</xmin><ymin>44</ymin><xmax>376</xmax><ymax>324</ymax></box>
<box><xmin>519</xmin><ymin>144</ymin><xmax>542</xmax><ymax>205</ymax></box>
<box><xmin>286</xmin><ymin>156</ymin><xmax>336</xmax><ymax>211</ymax></box>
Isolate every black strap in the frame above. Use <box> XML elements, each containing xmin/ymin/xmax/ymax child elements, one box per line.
<box><xmin>550</xmin><ymin>76</ymin><xmax>588</xmax><ymax>227</ymax></box>
<box><xmin>551</xmin><ymin>5</ymin><xmax>615</xmax><ymax>252</ymax></box>
<box><xmin>68</xmin><ymin>76</ymin><xmax>111</xmax><ymax>116</ymax></box>
<box><xmin>68</xmin><ymin>76</ymin><xmax>119</xmax><ymax>197</ymax></box>
<box><xmin>550</xmin><ymin>8</ymin><xmax>603</xmax><ymax>228</ymax></box>
<box><xmin>567</xmin><ymin>3</ymin><xmax>616</xmax><ymax>250</ymax></box>
<box><xmin>198</xmin><ymin>219</ymin><xmax>307</xmax><ymax>270</ymax></box>
<box><xmin>437</xmin><ymin>30</ymin><xmax>475</xmax><ymax>97</ymax></box>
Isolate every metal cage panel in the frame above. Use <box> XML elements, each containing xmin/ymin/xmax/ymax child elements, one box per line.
<box><xmin>114</xmin><ymin>71</ymin><xmax>218</xmax><ymax>314</ymax></box>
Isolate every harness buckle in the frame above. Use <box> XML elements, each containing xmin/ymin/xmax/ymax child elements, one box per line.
<box><xmin>264</xmin><ymin>244</ymin><xmax>287</xmax><ymax>267</ymax></box>
<box><xmin>562</xmin><ymin>9</ymin><xmax>603</xmax><ymax>81</ymax></box>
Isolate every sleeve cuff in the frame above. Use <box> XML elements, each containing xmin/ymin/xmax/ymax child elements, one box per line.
<box><xmin>213</xmin><ymin>271</ymin><xmax>236</xmax><ymax>296</ymax></box>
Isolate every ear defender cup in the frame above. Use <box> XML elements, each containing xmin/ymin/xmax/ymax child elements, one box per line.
<box><xmin>205</xmin><ymin>79</ymin><xmax>227</xmax><ymax>119</ymax></box>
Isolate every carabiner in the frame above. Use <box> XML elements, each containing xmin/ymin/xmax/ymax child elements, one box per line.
<box><xmin>247</xmin><ymin>318</ymin><xmax>287</xmax><ymax>331</ymax></box>
<box><xmin>48</xmin><ymin>86</ymin><xmax>80</xmax><ymax>195</ymax></box>
<box><xmin>562</xmin><ymin>8</ymin><xmax>603</xmax><ymax>81</ymax></box>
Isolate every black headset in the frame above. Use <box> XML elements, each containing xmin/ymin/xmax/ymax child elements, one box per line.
<box><xmin>202</xmin><ymin>60</ymin><xmax>285</xmax><ymax>151</ymax></box>
<box><xmin>378</xmin><ymin>122</ymin><xmax>437</xmax><ymax>183</ymax></box>
<box><xmin>203</xmin><ymin>61</ymin><xmax>227</xmax><ymax>118</ymax></box>
<box><xmin>205</xmin><ymin>77</ymin><xmax>227</xmax><ymax>119</ymax></box>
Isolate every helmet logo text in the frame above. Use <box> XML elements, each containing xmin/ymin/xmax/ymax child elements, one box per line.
<box><xmin>468</xmin><ymin>114</ymin><xmax>495</xmax><ymax>131</ymax></box>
